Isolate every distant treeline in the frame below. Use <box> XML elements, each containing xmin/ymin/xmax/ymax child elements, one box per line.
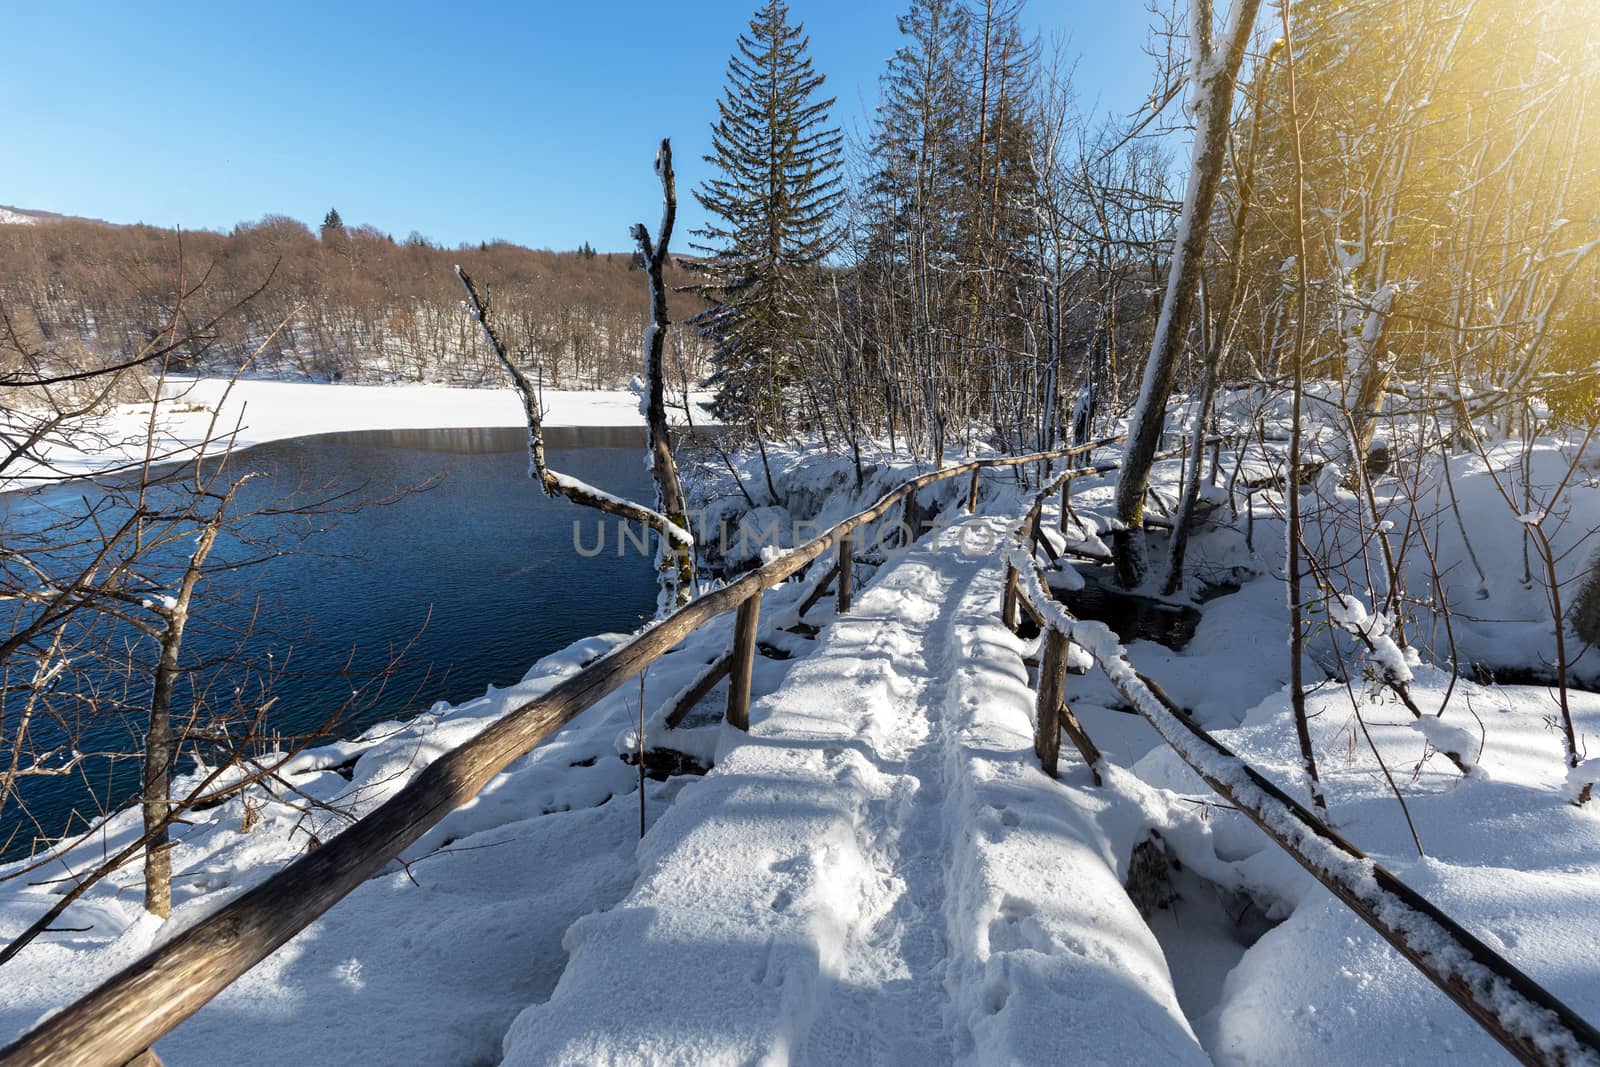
<box><xmin>0</xmin><ymin>213</ymin><xmax>712</xmax><ymax>389</ymax></box>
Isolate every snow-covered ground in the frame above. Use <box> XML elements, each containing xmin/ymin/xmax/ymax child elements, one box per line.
<box><xmin>2</xmin><ymin>436</ymin><xmax>1596</xmax><ymax>1064</ymax></box>
<box><xmin>0</xmin><ymin>376</ymin><xmax>715</xmax><ymax>491</ymax></box>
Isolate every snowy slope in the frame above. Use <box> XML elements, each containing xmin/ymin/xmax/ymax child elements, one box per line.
<box><xmin>0</xmin><ymin>636</ymin><xmax>655</xmax><ymax>1065</ymax></box>
<box><xmin>0</xmin><ymin>582</ymin><xmax>806</xmax><ymax>1066</ymax></box>
<box><xmin>1052</xmin><ymin>459</ymin><xmax>1600</xmax><ymax>1065</ymax></box>
<box><xmin>1125</xmin><ymin>675</ymin><xmax>1600</xmax><ymax>1065</ymax></box>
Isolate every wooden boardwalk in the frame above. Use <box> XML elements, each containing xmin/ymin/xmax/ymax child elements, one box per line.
<box><xmin>502</xmin><ymin>513</ymin><xmax>1208</xmax><ymax>1064</ymax></box>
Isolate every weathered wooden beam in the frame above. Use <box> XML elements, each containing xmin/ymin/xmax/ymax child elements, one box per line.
<box><xmin>726</xmin><ymin>596</ymin><xmax>761</xmax><ymax>731</ymax></box>
<box><xmin>1016</xmin><ymin>588</ymin><xmax>1046</xmax><ymax>629</ymax></box>
<box><xmin>967</xmin><ymin>467</ymin><xmax>982</xmax><ymax>512</ymax></box>
<box><xmin>1031</xmin><ymin>510</ymin><xmax>1060</xmax><ymax>564</ymax></box>
<box><xmin>1035</xmin><ymin>628</ymin><xmax>1068</xmax><ymax>776</ymax></box>
<box><xmin>1001</xmin><ymin>564</ymin><xmax>1020</xmax><ymax>632</ymax></box>
<box><xmin>662</xmin><ymin>653</ymin><xmax>732</xmax><ymax>729</ymax></box>
<box><xmin>1059</xmin><ymin>703</ymin><xmax>1103</xmax><ymax>787</ymax></box>
<box><xmin>797</xmin><ymin>561</ymin><xmax>840</xmax><ymax>617</ymax></box>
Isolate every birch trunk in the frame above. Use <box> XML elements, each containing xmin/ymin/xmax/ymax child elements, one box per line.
<box><xmin>1110</xmin><ymin>0</ymin><xmax>1262</xmax><ymax>586</ymax></box>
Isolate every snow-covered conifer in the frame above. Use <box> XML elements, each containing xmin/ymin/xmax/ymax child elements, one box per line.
<box><xmin>693</xmin><ymin>0</ymin><xmax>845</xmax><ymax>431</ymax></box>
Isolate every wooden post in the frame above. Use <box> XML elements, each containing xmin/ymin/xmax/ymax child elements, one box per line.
<box><xmin>1016</xmin><ymin>588</ymin><xmax>1046</xmax><ymax>629</ymax></box>
<box><xmin>663</xmin><ymin>652</ymin><xmax>733</xmax><ymax>728</ymax></box>
<box><xmin>837</xmin><ymin>535</ymin><xmax>854</xmax><ymax>614</ymax></box>
<box><xmin>1035</xmin><ymin>628</ymin><xmax>1067</xmax><ymax>776</ymax></box>
<box><xmin>967</xmin><ymin>467</ymin><xmax>982</xmax><ymax>512</ymax></box>
<box><xmin>1058</xmin><ymin>482</ymin><xmax>1070</xmax><ymax>532</ymax></box>
<box><xmin>1030</xmin><ymin>508</ymin><xmax>1059</xmax><ymax>564</ymax></box>
<box><xmin>1001</xmin><ymin>563</ymin><xmax>1019</xmax><ymax>631</ymax></box>
<box><xmin>902</xmin><ymin>490</ymin><xmax>920</xmax><ymax>547</ymax></box>
<box><xmin>726</xmin><ymin>595</ymin><xmax>761</xmax><ymax>730</ymax></box>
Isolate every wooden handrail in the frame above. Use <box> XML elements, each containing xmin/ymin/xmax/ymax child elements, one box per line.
<box><xmin>1005</xmin><ymin>474</ymin><xmax>1600</xmax><ymax>1066</ymax></box>
<box><xmin>0</xmin><ymin>438</ymin><xmax>1118</xmax><ymax>1067</ymax></box>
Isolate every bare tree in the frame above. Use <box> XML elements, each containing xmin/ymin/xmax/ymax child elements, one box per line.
<box><xmin>633</xmin><ymin>140</ymin><xmax>697</xmax><ymax>610</ymax></box>
<box><xmin>1279</xmin><ymin>0</ymin><xmax>1327</xmax><ymax>812</ymax></box>
<box><xmin>1110</xmin><ymin>0</ymin><xmax>1263</xmax><ymax>586</ymax></box>
<box><xmin>456</xmin><ymin>140</ymin><xmax>697</xmax><ymax>615</ymax></box>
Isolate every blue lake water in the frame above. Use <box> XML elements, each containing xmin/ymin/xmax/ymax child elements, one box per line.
<box><xmin>0</xmin><ymin>427</ymin><xmax>663</xmax><ymax>861</ymax></box>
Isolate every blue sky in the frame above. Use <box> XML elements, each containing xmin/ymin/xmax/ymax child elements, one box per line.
<box><xmin>1</xmin><ymin>1</ymin><xmax>1157</xmax><ymax>252</ymax></box>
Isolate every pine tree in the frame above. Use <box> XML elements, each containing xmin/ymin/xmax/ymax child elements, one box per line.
<box><xmin>871</xmin><ymin>0</ymin><xmax>968</xmax><ymax>260</ymax></box>
<box><xmin>863</xmin><ymin>0</ymin><xmax>971</xmax><ymax>457</ymax></box>
<box><xmin>861</xmin><ymin>0</ymin><xmax>1043</xmax><ymax>457</ymax></box>
<box><xmin>320</xmin><ymin>207</ymin><xmax>344</xmax><ymax>239</ymax></box>
<box><xmin>693</xmin><ymin>0</ymin><xmax>845</xmax><ymax>430</ymax></box>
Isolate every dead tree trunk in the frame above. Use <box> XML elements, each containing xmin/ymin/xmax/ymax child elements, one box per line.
<box><xmin>142</xmin><ymin>511</ymin><xmax>225</xmax><ymax>917</ymax></box>
<box><xmin>1280</xmin><ymin>0</ymin><xmax>1328</xmax><ymax>814</ymax></box>
<box><xmin>632</xmin><ymin>138</ymin><xmax>696</xmax><ymax>611</ymax></box>
<box><xmin>1163</xmin><ymin>39</ymin><xmax>1278</xmax><ymax>596</ymax></box>
<box><xmin>1344</xmin><ymin>287</ymin><xmax>1396</xmax><ymax>479</ymax></box>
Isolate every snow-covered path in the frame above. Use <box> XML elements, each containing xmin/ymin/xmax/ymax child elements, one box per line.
<box><xmin>502</xmin><ymin>511</ymin><xmax>1205</xmax><ymax>1065</ymax></box>
<box><xmin>794</xmin><ymin>529</ymin><xmax>968</xmax><ymax>1064</ymax></box>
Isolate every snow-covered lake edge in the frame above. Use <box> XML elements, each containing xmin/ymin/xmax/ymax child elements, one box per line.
<box><xmin>0</xmin><ymin>376</ymin><xmax>717</xmax><ymax>493</ymax></box>
<box><xmin>0</xmin><ymin>448</ymin><xmax>978</xmax><ymax>1062</ymax></box>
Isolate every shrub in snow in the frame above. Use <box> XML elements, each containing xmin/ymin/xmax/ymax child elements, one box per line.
<box><xmin>1565</xmin><ymin>759</ymin><xmax>1600</xmax><ymax>805</ymax></box>
<box><xmin>1327</xmin><ymin>592</ymin><xmax>1412</xmax><ymax>687</ymax></box>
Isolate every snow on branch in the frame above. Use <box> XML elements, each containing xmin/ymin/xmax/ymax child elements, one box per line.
<box><xmin>1327</xmin><ymin>592</ymin><xmax>1413</xmax><ymax>687</ymax></box>
<box><xmin>1324</xmin><ymin>590</ymin><xmax>1475</xmax><ymax>773</ymax></box>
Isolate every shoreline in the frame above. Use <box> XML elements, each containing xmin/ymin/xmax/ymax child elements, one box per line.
<box><xmin>1</xmin><ymin>376</ymin><xmax>715</xmax><ymax>493</ymax></box>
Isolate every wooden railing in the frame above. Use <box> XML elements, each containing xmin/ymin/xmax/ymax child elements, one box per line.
<box><xmin>0</xmin><ymin>440</ymin><xmax>1113</xmax><ymax>1067</ymax></box>
<box><xmin>1003</xmin><ymin>470</ymin><xmax>1600</xmax><ymax>1067</ymax></box>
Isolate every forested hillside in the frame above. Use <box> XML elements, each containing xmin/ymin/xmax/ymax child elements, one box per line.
<box><xmin>0</xmin><ymin>211</ymin><xmax>712</xmax><ymax>389</ymax></box>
